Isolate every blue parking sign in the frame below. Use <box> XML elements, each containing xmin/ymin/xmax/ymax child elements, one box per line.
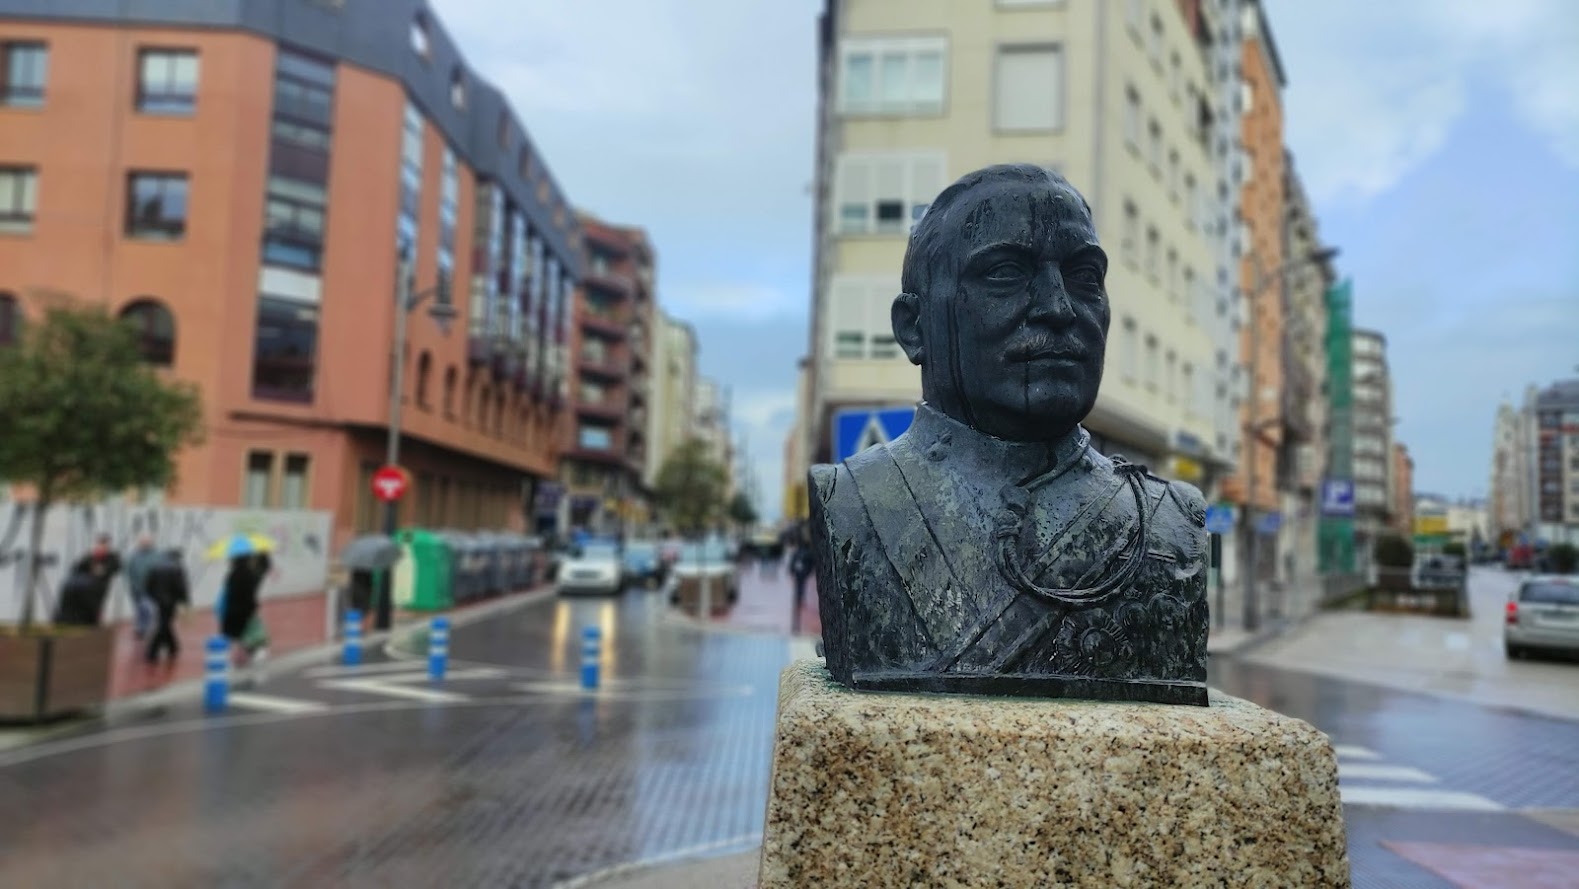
<box><xmin>1204</xmin><ymin>505</ymin><xmax>1234</xmax><ymax>535</ymax></box>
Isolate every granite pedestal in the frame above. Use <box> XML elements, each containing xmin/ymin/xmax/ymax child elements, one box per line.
<box><xmin>759</xmin><ymin>661</ymin><xmax>1351</xmax><ymax>888</ymax></box>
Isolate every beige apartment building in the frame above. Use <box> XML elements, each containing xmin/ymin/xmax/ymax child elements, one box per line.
<box><xmin>645</xmin><ymin>311</ymin><xmax>699</xmax><ymax>488</ymax></box>
<box><xmin>800</xmin><ymin>0</ymin><xmax>1242</xmax><ymax>503</ymax></box>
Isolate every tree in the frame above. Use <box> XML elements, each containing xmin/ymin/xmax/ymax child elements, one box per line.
<box><xmin>1373</xmin><ymin>533</ymin><xmax>1414</xmax><ymax>569</ymax></box>
<box><xmin>654</xmin><ymin>437</ymin><xmax>729</xmax><ymax>538</ymax></box>
<box><xmin>727</xmin><ymin>491</ymin><xmax>758</xmax><ymax>529</ymax></box>
<box><xmin>1550</xmin><ymin>543</ymin><xmax>1578</xmax><ymax>575</ymax></box>
<box><xmin>0</xmin><ymin>300</ymin><xmax>204</xmax><ymax>629</ymax></box>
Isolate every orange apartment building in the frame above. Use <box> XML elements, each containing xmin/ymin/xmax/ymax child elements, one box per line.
<box><xmin>0</xmin><ymin>1</ymin><xmax>582</xmax><ymax>551</ymax></box>
<box><xmin>1220</xmin><ymin>1</ymin><xmax>1288</xmax><ymax>580</ymax></box>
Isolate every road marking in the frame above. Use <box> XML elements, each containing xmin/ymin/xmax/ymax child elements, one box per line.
<box><xmin>317</xmin><ymin>679</ymin><xmax>471</xmax><ymax>703</ymax></box>
<box><xmin>228</xmin><ymin>692</ymin><xmax>330</xmax><ymax>714</ymax></box>
<box><xmin>1340</xmin><ymin>787</ymin><xmax>1505</xmax><ymax>812</ymax></box>
<box><xmin>304</xmin><ymin>661</ymin><xmax>438</xmax><ymax>679</ymax></box>
<box><xmin>1339</xmin><ymin>764</ymin><xmax>1439</xmax><ymax>783</ymax></box>
<box><xmin>1333</xmin><ymin>744</ymin><xmax>1382</xmax><ymax>761</ymax></box>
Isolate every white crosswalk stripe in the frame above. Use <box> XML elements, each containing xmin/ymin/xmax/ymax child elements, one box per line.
<box><xmin>1333</xmin><ymin>743</ymin><xmax>1505</xmax><ymax>812</ymax></box>
<box><xmin>317</xmin><ymin>678</ymin><xmax>471</xmax><ymax>703</ymax></box>
<box><xmin>228</xmin><ymin>693</ymin><xmax>330</xmax><ymax>714</ymax></box>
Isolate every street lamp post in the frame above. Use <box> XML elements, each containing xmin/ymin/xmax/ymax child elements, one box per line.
<box><xmin>377</xmin><ymin>252</ymin><xmax>456</xmax><ymax>630</ymax></box>
<box><xmin>1240</xmin><ymin>246</ymin><xmax>1338</xmax><ymax>633</ymax></box>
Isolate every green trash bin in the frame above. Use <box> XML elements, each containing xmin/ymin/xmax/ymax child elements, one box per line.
<box><xmin>392</xmin><ymin>529</ymin><xmax>454</xmax><ymax>612</ymax></box>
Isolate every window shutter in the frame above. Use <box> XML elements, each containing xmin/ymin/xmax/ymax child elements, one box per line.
<box><xmin>994</xmin><ymin>46</ymin><xmax>1060</xmax><ymax>131</ymax></box>
<box><xmin>836</xmin><ymin>156</ymin><xmax>872</xmax><ymax>233</ymax></box>
<box><xmin>908</xmin><ymin>154</ymin><xmax>946</xmax><ymax>225</ymax></box>
<box><xmin>829</xmin><ymin>277</ymin><xmax>868</xmax><ymax>358</ymax></box>
<box><xmin>867</xmin><ymin>281</ymin><xmax>900</xmax><ymax>359</ymax></box>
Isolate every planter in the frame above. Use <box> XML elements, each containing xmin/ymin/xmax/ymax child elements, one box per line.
<box><xmin>0</xmin><ymin>626</ymin><xmax>115</xmax><ymax>723</ymax></box>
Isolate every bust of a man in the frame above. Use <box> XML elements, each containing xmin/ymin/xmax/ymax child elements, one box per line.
<box><xmin>808</xmin><ymin>164</ymin><xmax>1209</xmax><ymax>705</ymax></box>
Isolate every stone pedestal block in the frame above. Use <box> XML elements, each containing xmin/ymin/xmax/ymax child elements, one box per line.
<box><xmin>759</xmin><ymin>661</ymin><xmax>1350</xmax><ymax>888</ymax></box>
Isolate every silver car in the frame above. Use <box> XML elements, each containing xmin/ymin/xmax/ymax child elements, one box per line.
<box><xmin>1505</xmin><ymin>575</ymin><xmax>1579</xmax><ymax>658</ymax></box>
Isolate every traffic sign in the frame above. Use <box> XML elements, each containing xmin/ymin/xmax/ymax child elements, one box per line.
<box><xmin>372</xmin><ymin>465</ymin><xmax>410</xmax><ymax>502</ymax></box>
<box><xmin>832</xmin><ymin>405</ymin><xmax>916</xmax><ymax>462</ymax></box>
<box><xmin>1204</xmin><ymin>504</ymin><xmax>1235</xmax><ymax>535</ymax></box>
<box><xmin>1255</xmin><ymin>512</ymin><xmax>1283</xmax><ymax>535</ymax></box>
<box><xmin>1319</xmin><ymin>479</ymin><xmax>1355</xmax><ymax>517</ymax></box>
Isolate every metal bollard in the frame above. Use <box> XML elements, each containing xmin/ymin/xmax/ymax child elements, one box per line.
<box><xmin>580</xmin><ymin>625</ymin><xmax>601</xmax><ymax>691</ymax></box>
<box><xmin>204</xmin><ymin>636</ymin><xmax>229</xmax><ymax>714</ymax></box>
<box><xmin>428</xmin><ymin>616</ymin><xmax>450</xmax><ymax>680</ymax></box>
<box><xmin>343</xmin><ymin>608</ymin><xmax>363</xmax><ymax>666</ymax></box>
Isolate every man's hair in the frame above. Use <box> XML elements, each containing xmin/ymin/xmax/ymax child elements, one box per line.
<box><xmin>900</xmin><ymin>163</ymin><xmax>1089</xmax><ymax>299</ymax></box>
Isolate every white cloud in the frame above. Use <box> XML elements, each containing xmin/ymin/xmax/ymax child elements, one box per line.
<box><xmin>1270</xmin><ymin>0</ymin><xmax>1579</xmax><ymax>203</ymax></box>
<box><xmin>666</xmin><ymin>282</ymin><xmax>803</xmax><ymax>324</ymax></box>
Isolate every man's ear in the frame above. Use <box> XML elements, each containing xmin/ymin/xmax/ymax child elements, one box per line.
<box><xmin>892</xmin><ymin>292</ymin><xmax>924</xmax><ymax>366</ymax></box>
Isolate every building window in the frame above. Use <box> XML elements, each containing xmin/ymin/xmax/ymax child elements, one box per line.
<box><xmin>1167</xmin><ymin>150</ymin><xmax>1180</xmax><ymax>202</ymax></box>
<box><xmin>1121</xmin><ymin>318</ymin><xmax>1138</xmax><ymax>381</ymax></box>
<box><xmin>1145</xmin><ymin>335</ymin><xmax>1159</xmax><ymax>390</ymax></box>
<box><xmin>1182</xmin><ymin>362</ymin><xmax>1196</xmax><ymax>415</ymax></box>
<box><xmin>1125</xmin><ymin>0</ymin><xmax>1144</xmax><ymax>36</ymax></box>
<box><xmin>136</xmin><ymin>49</ymin><xmax>199</xmax><ymax>114</ymax></box>
<box><xmin>828</xmin><ymin>276</ymin><xmax>902</xmax><ymax>361</ymax></box>
<box><xmin>443</xmin><ymin>365</ymin><xmax>457</xmax><ymax>416</ymax></box>
<box><xmin>0</xmin><ymin>166</ymin><xmax>38</xmax><ymax>234</ymax></box>
<box><xmin>834</xmin><ymin>152</ymin><xmax>946</xmax><ymax>235</ymax></box>
<box><xmin>580</xmin><ymin>380</ymin><xmax>607</xmax><ymax>405</ymax></box>
<box><xmin>1124</xmin><ymin>87</ymin><xmax>1140</xmax><ymax>149</ymax></box>
<box><xmin>1165</xmin><ymin>351</ymin><xmax>1178</xmax><ymax>402</ymax></box>
<box><xmin>838</xmin><ymin>36</ymin><xmax>947</xmax><ymax>116</ymax></box>
<box><xmin>0</xmin><ymin>41</ymin><xmax>47</xmax><ymax>107</ymax></box>
<box><xmin>410</xmin><ymin>13</ymin><xmax>431</xmax><ymax>57</ymax></box>
<box><xmin>1147</xmin><ymin>119</ymin><xmax>1162</xmax><ymax>174</ymax></box>
<box><xmin>1169</xmin><ymin>52</ymin><xmax>1182</xmax><ymax>103</ymax></box>
<box><xmin>1148</xmin><ymin>15</ymin><xmax>1164</xmax><ymax>66</ymax></box>
<box><xmin>243</xmin><ymin>451</ymin><xmax>274</xmax><ymax>508</ymax></box>
<box><xmin>1121</xmin><ymin>200</ymin><xmax>1139</xmax><ymax>267</ymax></box>
<box><xmin>1182</xmin><ymin>266</ymin><xmax>1196</xmax><ymax>322</ymax></box>
<box><xmin>415</xmin><ymin>350</ymin><xmax>432</xmax><ymax>407</ymax></box>
<box><xmin>994</xmin><ymin>45</ymin><xmax>1062</xmax><ymax>132</ymax></box>
<box><xmin>578</xmin><ymin>425</ymin><xmax>613</xmax><ymax>450</ymax></box>
<box><xmin>126</xmin><ymin>173</ymin><xmax>189</xmax><ymax>240</ymax></box>
<box><xmin>118</xmin><ymin>298</ymin><xmax>176</xmax><ymax>366</ymax></box>
<box><xmin>1184</xmin><ymin>175</ymin><xmax>1197</xmax><ymax>230</ymax></box>
<box><xmin>0</xmin><ymin>292</ymin><xmax>18</xmax><ymax>347</ymax></box>
<box><xmin>1165</xmin><ymin>249</ymin><xmax>1178</xmax><ymax>302</ymax></box>
<box><xmin>449</xmin><ymin>67</ymin><xmax>467</xmax><ymax>109</ymax></box>
<box><xmin>280</xmin><ymin>453</ymin><xmax>310</xmax><ymax>508</ymax></box>
<box><xmin>252</xmin><ymin>296</ymin><xmax>319</xmax><ymax>402</ymax></box>
<box><xmin>1145</xmin><ymin>227</ymin><xmax>1159</xmax><ymax>280</ymax></box>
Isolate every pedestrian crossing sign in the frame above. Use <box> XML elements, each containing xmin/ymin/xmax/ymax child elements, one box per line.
<box><xmin>832</xmin><ymin>406</ymin><xmax>916</xmax><ymax>462</ymax></box>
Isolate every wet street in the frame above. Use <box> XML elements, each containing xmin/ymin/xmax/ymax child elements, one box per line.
<box><xmin>1</xmin><ymin>569</ymin><xmax>1577</xmax><ymax>887</ymax></box>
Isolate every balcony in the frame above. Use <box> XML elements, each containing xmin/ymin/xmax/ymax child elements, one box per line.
<box><xmin>584</xmin><ymin>270</ymin><xmax>633</xmax><ymax>299</ymax></box>
<box><xmin>576</xmin><ymin>398</ymin><xmax>625</xmax><ymax>422</ymax></box>
<box><xmin>582</xmin><ymin>314</ymin><xmax>626</xmax><ymax>339</ymax></box>
<box><xmin>1281</xmin><ymin>356</ymin><xmax>1316</xmax><ymax>442</ymax></box>
<box><xmin>578</xmin><ymin>354</ymin><xmax>626</xmax><ymax>381</ymax></box>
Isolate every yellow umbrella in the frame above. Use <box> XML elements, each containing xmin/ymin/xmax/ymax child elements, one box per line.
<box><xmin>206</xmin><ymin>532</ymin><xmax>277</xmax><ymax>561</ymax></box>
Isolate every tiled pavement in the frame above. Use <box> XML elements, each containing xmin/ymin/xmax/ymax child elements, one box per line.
<box><xmin>710</xmin><ymin>565</ymin><xmax>819</xmax><ymax>638</ymax></box>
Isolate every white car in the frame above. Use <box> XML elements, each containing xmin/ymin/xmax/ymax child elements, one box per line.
<box><xmin>557</xmin><ymin>542</ymin><xmax>625</xmax><ymax>596</ymax></box>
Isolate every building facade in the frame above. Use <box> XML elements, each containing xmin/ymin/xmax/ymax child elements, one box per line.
<box><xmin>1489</xmin><ymin>399</ymin><xmax>1532</xmax><ymax>537</ymax></box>
<box><xmin>0</xmin><ymin>0</ymin><xmax>582</xmax><ymax>551</ymax></box>
<box><xmin>693</xmin><ymin>378</ymin><xmax>734</xmax><ymax>499</ymax></box>
<box><xmin>801</xmin><ymin>0</ymin><xmax>1243</xmax><ymax>503</ymax></box>
<box><xmin>1391</xmin><ymin>442</ymin><xmax>1413</xmax><ymax>538</ymax></box>
<box><xmin>1532</xmin><ymin>379</ymin><xmax>1579</xmax><ymax>544</ymax></box>
<box><xmin>562</xmin><ymin>214</ymin><xmax>655</xmax><ymax>535</ymax></box>
<box><xmin>1351</xmin><ymin>327</ymin><xmax>1394</xmax><ymax>559</ymax></box>
<box><xmin>645</xmin><ymin>311</ymin><xmax>699</xmax><ymax>490</ymax></box>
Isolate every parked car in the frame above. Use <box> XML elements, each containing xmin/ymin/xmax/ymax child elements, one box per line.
<box><xmin>557</xmin><ymin>542</ymin><xmax>625</xmax><ymax>596</ymax></box>
<box><xmin>1505</xmin><ymin>575</ymin><xmax>1579</xmax><ymax>659</ymax></box>
<box><xmin>623</xmin><ymin>540</ymin><xmax>665</xmax><ymax>589</ymax></box>
<box><xmin>669</xmin><ymin>541</ymin><xmax>739</xmax><ymax>615</ymax></box>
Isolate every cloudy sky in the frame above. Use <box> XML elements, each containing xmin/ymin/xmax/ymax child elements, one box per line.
<box><xmin>437</xmin><ymin>0</ymin><xmax>1578</xmax><ymax>518</ymax></box>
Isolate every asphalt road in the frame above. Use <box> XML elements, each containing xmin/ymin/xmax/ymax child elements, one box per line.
<box><xmin>1</xmin><ymin>569</ymin><xmax>1576</xmax><ymax>888</ymax></box>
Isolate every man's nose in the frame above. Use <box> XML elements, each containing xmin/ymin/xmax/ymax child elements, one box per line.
<box><xmin>1026</xmin><ymin>264</ymin><xmax>1078</xmax><ymax>325</ymax></box>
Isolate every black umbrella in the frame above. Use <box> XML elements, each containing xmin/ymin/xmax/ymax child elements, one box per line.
<box><xmin>340</xmin><ymin>535</ymin><xmax>403</xmax><ymax>571</ymax></box>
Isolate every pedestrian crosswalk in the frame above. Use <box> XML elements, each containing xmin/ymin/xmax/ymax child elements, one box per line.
<box><xmin>1336</xmin><ymin>743</ymin><xmax>1504</xmax><ymax>812</ymax></box>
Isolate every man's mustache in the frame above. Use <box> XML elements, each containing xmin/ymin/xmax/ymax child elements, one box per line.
<box><xmin>1003</xmin><ymin>330</ymin><xmax>1090</xmax><ymax>362</ymax></box>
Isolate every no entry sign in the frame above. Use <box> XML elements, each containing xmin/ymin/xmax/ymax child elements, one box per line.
<box><xmin>372</xmin><ymin>465</ymin><xmax>410</xmax><ymax>502</ymax></box>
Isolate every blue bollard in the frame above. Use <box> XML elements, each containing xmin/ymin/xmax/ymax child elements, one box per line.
<box><xmin>204</xmin><ymin>636</ymin><xmax>229</xmax><ymax>714</ymax></box>
<box><xmin>428</xmin><ymin>616</ymin><xmax>450</xmax><ymax>680</ymax></box>
<box><xmin>343</xmin><ymin>609</ymin><xmax>363</xmax><ymax>666</ymax></box>
<box><xmin>580</xmin><ymin>625</ymin><xmax>601</xmax><ymax>691</ymax></box>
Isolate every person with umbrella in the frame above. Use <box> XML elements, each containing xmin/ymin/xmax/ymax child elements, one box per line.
<box><xmin>338</xmin><ymin>535</ymin><xmax>403</xmax><ymax>629</ymax></box>
<box><xmin>208</xmin><ymin>533</ymin><xmax>275</xmax><ymax>665</ymax></box>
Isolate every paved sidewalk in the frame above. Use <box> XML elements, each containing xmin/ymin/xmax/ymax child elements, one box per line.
<box><xmin>713</xmin><ymin>566</ymin><xmax>819</xmax><ymax>638</ymax></box>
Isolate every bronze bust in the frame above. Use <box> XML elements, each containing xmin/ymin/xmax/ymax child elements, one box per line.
<box><xmin>808</xmin><ymin>164</ymin><xmax>1209</xmax><ymax>705</ymax></box>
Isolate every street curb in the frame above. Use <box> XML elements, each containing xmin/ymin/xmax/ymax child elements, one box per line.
<box><xmin>658</xmin><ymin>603</ymin><xmax>821</xmax><ymax>642</ymax></box>
<box><xmin>92</xmin><ymin>585</ymin><xmax>557</xmax><ymax>724</ymax></box>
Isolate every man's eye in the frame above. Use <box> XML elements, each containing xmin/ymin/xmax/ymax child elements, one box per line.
<box><xmin>984</xmin><ymin>261</ymin><xmax>1026</xmax><ymax>282</ymax></box>
<box><xmin>1065</xmin><ymin>264</ymin><xmax>1103</xmax><ymax>287</ymax></box>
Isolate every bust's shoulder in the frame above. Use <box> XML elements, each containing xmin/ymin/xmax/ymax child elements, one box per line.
<box><xmin>1092</xmin><ymin>451</ymin><xmax>1206</xmax><ymax>528</ymax></box>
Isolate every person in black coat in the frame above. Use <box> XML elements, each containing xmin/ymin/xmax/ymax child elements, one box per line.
<box><xmin>220</xmin><ymin>552</ymin><xmax>271</xmax><ymax>645</ymax></box>
<box><xmin>54</xmin><ymin>534</ymin><xmax>122</xmax><ymax>627</ymax></box>
<box><xmin>144</xmin><ymin>549</ymin><xmax>190</xmax><ymax>664</ymax></box>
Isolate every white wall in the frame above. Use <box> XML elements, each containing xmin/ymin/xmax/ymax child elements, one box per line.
<box><xmin>0</xmin><ymin>498</ymin><xmax>332</xmax><ymax>623</ymax></box>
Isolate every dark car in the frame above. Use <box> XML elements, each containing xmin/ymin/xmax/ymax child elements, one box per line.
<box><xmin>622</xmin><ymin>541</ymin><xmax>665</xmax><ymax>589</ymax></box>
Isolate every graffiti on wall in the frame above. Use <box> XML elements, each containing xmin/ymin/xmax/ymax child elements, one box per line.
<box><xmin>0</xmin><ymin>498</ymin><xmax>332</xmax><ymax>621</ymax></box>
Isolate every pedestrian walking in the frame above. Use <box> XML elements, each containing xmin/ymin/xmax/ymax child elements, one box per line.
<box><xmin>125</xmin><ymin>534</ymin><xmax>160</xmax><ymax>640</ymax></box>
<box><xmin>144</xmin><ymin>548</ymin><xmax>190</xmax><ymax>665</ymax></box>
<box><xmin>790</xmin><ymin>534</ymin><xmax>817</xmax><ymax>634</ymax></box>
<box><xmin>220</xmin><ymin>551</ymin><xmax>271</xmax><ymax>665</ymax></box>
<box><xmin>53</xmin><ymin>534</ymin><xmax>122</xmax><ymax>627</ymax></box>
